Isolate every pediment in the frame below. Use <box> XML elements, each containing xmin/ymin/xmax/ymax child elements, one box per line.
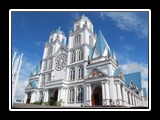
<box><xmin>87</xmin><ymin>68</ymin><xmax>105</xmax><ymax>79</ymax></box>
<box><xmin>129</xmin><ymin>81</ymin><xmax>138</xmax><ymax>90</ymax></box>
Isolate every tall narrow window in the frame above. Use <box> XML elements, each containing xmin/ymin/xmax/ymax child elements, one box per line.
<box><xmin>43</xmin><ymin>61</ymin><xmax>47</xmax><ymax>71</ymax></box>
<box><xmin>77</xmin><ymin>48</ymin><xmax>83</xmax><ymax>61</ymax></box>
<box><xmin>71</xmin><ymin>51</ymin><xmax>76</xmax><ymax>63</ymax></box>
<box><xmin>74</xmin><ymin>34</ymin><xmax>81</xmax><ymax>46</ymax></box>
<box><xmin>41</xmin><ymin>75</ymin><xmax>45</xmax><ymax>87</ymax></box>
<box><xmin>76</xmin><ymin>24</ymin><xmax>80</xmax><ymax>30</ymax></box>
<box><xmin>68</xmin><ymin>87</ymin><xmax>74</xmax><ymax>103</ymax></box>
<box><xmin>89</xmin><ymin>35</ymin><xmax>93</xmax><ymax>47</ymax></box>
<box><xmin>78</xmin><ymin>65</ymin><xmax>83</xmax><ymax>79</ymax></box>
<box><xmin>48</xmin><ymin>46</ymin><xmax>53</xmax><ymax>57</ymax></box>
<box><xmin>70</xmin><ymin>67</ymin><xmax>75</xmax><ymax>81</ymax></box>
<box><xmin>47</xmin><ymin>73</ymin><xmax>51</xmax><ymax>82</ymax></box>
<box><xmin>77</xmin><ymin>86</ymin><xmax>83</xmax><ymax>102</ymax></box>
<box><xmin>48</xmin><ymin>59</ymin><xmax>52</xmax><ymax>69</ymax></box>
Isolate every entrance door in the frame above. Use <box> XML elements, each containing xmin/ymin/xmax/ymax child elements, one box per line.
<box><xmin>26</xmin><ymin>93</ymin><xmax>31</xmax><ymax>104</ymax></box>
<box><xmin>53</xmin><ymin>90</ymin><xmax>58</xmax><ymax>101</ymax></box>
<box><xmin>92</xmin><ymin>94</ymin><xmax>95</xmax><ymax>106</ymax></box>
<box><xmin>92</xmin><ymin>86</ymin><xmax>102</xmax><ymax>106</ymax></box>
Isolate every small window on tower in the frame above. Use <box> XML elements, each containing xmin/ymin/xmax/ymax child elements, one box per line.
<box><xmin>50</xmin><ymin>38</ymin><xmax>53</xmax><ymax>42</ymax></box>
<box><xmin>76</xmin><ymin>24</ymin><xmax>80</xmax><ymax>30</ymax></box>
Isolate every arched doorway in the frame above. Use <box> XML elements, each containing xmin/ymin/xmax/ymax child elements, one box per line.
<box><xmin>49</xmin><ymin>89</ymin><xmax>58</xmax><ymax>105</ymax></box>
<box><xmin>53</xmin><ymin>89</ymin><xmax>58</xmax><ymax>102</ymax></box>
<box><xmin>92</xmin><ymin>85</ymin><xmax>102</xmax><ymax>106</ymax></box>
<box><xmin>26</xmin><ymin>92</ymin><xmax>31</xmax><ymax>104</ymax></box>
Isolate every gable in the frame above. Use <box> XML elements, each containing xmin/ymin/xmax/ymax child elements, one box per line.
<box><xmin>26</xmin><ymin>81</ymin><xmax>38</xmax><ymax>89</ymax></box>
<box><xmin>124</xmin><ymin>72</ymin><xmax>142</xmax><ymax>89</ymax></box>
<box><xmin>87</xmin><ymin>68</ymin><xmax>106</xmax><ymax>79</ymax></box>
<box><xmin>129</xmin><ymin>81</ymin><xmax>138</xmax><ymax>90</ymax></box>
<box><xmin>54</xmin><ymin>46</ymin><xmax>68</xmax><ymax>57</ymax></box>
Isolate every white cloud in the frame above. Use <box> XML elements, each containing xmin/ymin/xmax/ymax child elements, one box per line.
<box><xmin>123</xmin><ymin>44</ymin><xmax>135</xmax><ymax>51</ymax></box>
<box><xmin>15</xmin><ymin>79</ymin><xmax>28</xmax><ymax>99</ymax></box>
<box><xmin>72</xmin><ymin>12</ymin><xmax>81</xmax><ymax>20</ymax></box>
<box><xmin>120</xmin><ymin>61</ymin><xmax>148</xmax><ymax>80</ymax></box>
<box><xmin>119</xmin><ymin>36</ymin><xmax>125</xmax><ymax>42</ymax></box>
<box><xmin>14</xmin><ymin>56</ymin><xmax>36</xmax><ymax>99</ymax></box>
<box><xmin>34</xmin><ymin>40</ymin><xmax>43</xmax><ymax>47</ymax></box>
<box><xmin>99</xmin><ymin>12</ymin><xmax>148</xmax><ymax>38</ymax></box>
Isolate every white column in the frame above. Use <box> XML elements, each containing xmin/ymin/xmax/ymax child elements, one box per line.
<box><xmin>24</xmin><ymin>93</ymin><xmax>28</xmax><ymax>103</ymax></box>
<box><xmin>134</xmin><ymin>96</ymin><xmax>136</xmax><ymax>106</ymax></box>
<box><xmin>58</xmin><ymin>88</ymin><xmax>61</xmax><ymax>102</ymax></box>
<box><xmin>88</xmin><ymin>84</ymin><xmax>92</xmax><ymax>105</ymax></box>
<box><xmin>36</xmin><ymin>91</ymin><xmax>40</xmax><ymax>102</ymax></box>
<box><xmin>125</xmin><ymin>90</ymin><xmax>128</xmax><ymax>106</ymax></box>
<box><xmin>122</xmin><ymin>86</ymin><xmax>127</xmax><ymax>106</ymax></box>
<box><xmin>105</xmin><ymin>82</ymin><xmax>110</xmax><ymax>105</ymax></box>
<box><xmin>102</xmin><ymin>83</ymin><xmax>105</xmax><ymax>105</ymax></box>
<box><xmin>65</xmin><ymin>88</ymin><xmax>68</xmax><ymax>104</ymax></box>
<box><xmin>44</xmin><ymin>90</ymin><xmax>49</xmax><ymax>102</ymax></box>
<box><xmin>132</xmin><ymin>94</ymin><xmax>135</xmax><ymax>106</ymax></box>
<box><xmin>60</xmin><ymin>88</ymin><xmax>64</xmax><ymax>101</ymax></box>
<box><xmin>116</xmin><ymin>83</ymin><xmax>122</xmax><ymax>105</ymax></box>
<box><xmin>86</xmin><ymin>85</ymin><xmax>88</xmax><ymax>101</ymax></box>
<box><xmin>129</xmin><ymin>92</ymin><xmax>132</xmax><ymax>105</ymax></box>
<box><xmin>74</xmin><ymin>87</ymin><xmax>76</xmax><ymax>103</ymax></box>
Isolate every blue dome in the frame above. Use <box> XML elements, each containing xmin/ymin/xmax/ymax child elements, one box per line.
<box><xmin>51</xmin><ymin>27</ymin><xmax>66</xmax><ymax>36</ymax></box>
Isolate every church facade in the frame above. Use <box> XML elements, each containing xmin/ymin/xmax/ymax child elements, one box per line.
<box><xmin>24</xmin><ymin>15</ymin><xmax>148</xmax><ymax>107</ymax></box>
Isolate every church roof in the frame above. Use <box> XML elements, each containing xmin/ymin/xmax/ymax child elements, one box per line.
<box><xmin>30</xmin><ymin>81</ymin><xmax>38</xmax><ymax>89</ymax></box>
<box><xmin>143</xmin><ymin>88</ymin><xmax>147</xmax><ymax>97</ymax></box>
<box><xmin>89</xmin><ymin>30</ymin><xmax>112</xmax><ymax>59</ymax></box>
<box><xmin>51</xmin><ymin>27</ymin><xmax>66</xmax><ymax>36</ymax></box>
<box><xmin>30</xmin><ymin>61</ymin><xmax>42</xmax><ymax>77</ymax></box>
<box><xmin>124</xmin><ymin>72</ymin><xmax>142</xmax><ymax>89</ymax></box>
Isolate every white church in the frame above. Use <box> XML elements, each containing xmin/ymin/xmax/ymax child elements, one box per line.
<box><xmin>24</xmin><ymin>15</ymin><xmax>148</xmax><ymax>107</ymax></box>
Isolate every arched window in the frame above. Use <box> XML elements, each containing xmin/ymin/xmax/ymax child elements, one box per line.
<box><xmin>48</xmin><ymin>46</ymin><xmax>53</xmax><ymax>57</ymax></box>
<box><xmin>41</xmin><ymin>75</ymin><xmax>45</xmax><ymax>87</ymax></box>
<box><xmin>70</xmin><ymin>67</ymin><xmax>75</xmax><ymax>81</ymax></box>
<box><xmin>68</xmin><ymin>87</ymin><xmax>74</xmax><ymax>103</ymax></box>
<box><xmin>46</xmin><ymin>73</ymin><xmax>51</xmax><ymax>82</ymax></box>
<box><xmin>78</xmin><ymin>65</ymin><xmax>83</xmax><ymax>79</ymax></box>
<box><xmin>48</xmin><ymin>59</ymin><xmax>52</xmax><ymax>69</ymax></box>
<box><xmin>43</xmin><ymin>61</ymin><xmax>47</xmax><ymax>71</ymax></box>
<box><xmin>77</xmin><ymin>48</ymin><xmax>83</xmax><ymax>61</ymax></box>
<box><xmin>89</xmin><ymin>35</ymin><xmax>93</xmax><ymax>47</ymax></box>
<box><xmin>77</xmin><ymin>86</ymin><xmax>83</xmax><ymax>102</ymax></box>
<box><xmin>71</xmin><ymin>51</ymin><xmax>76</xmax><ymax>63</ymax></box>
<box><xmin>74</xmin><ymin>34</ymin><xmax>81</xmax><ymax>46</ymax></box>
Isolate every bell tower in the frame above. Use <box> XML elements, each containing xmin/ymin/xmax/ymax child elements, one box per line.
<box><xmin>66</xmin><ymin>15</ymin><xmax>97</xmax><ymax>81</ymax></box>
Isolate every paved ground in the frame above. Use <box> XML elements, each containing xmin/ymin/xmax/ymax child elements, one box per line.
<box><xmin>12</xmin><ymin>103</ymin><xmax>147</xmax><ymax>109</ymax></box>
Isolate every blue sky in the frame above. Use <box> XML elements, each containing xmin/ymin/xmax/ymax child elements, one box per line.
<box><xmin>11</xmin><ymin>11</ymin><xmax>149</xmax><ymax>99</ymax></box>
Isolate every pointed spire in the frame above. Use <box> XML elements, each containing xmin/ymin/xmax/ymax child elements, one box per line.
<box><xmin>113</xmin><ymin>50</ymin><xmax>117</xmax><ymax>61</ymax></box>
